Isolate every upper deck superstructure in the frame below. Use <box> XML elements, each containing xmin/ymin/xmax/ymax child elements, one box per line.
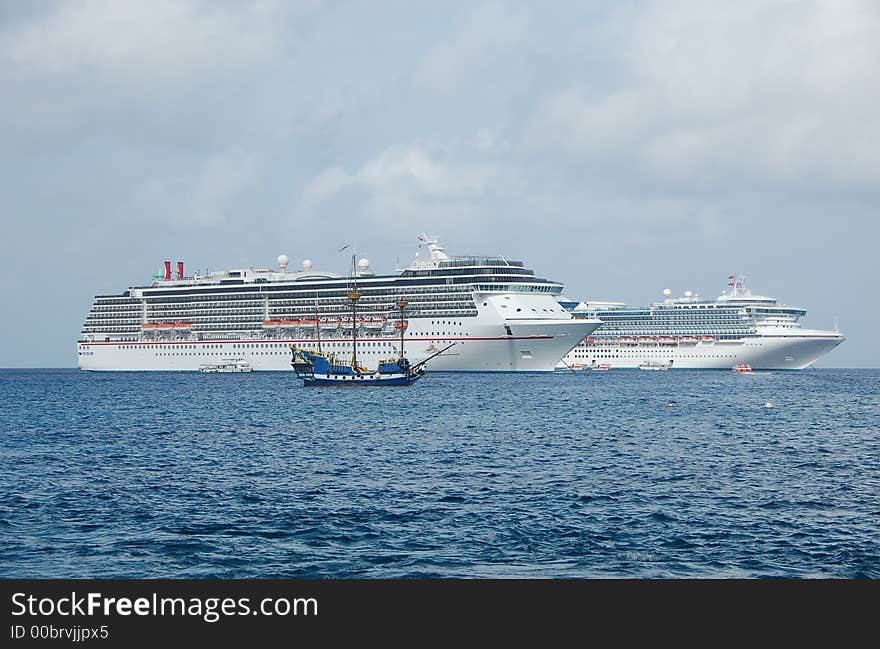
<box><xmin>560</xmin><ymin>276</ymin><xmax>844</xmax><ymax>370</ymax></box>
<box><xmin>78</xmin><ymin>235</ymin><xmax>600</xmax><ymax>372</ymax></box>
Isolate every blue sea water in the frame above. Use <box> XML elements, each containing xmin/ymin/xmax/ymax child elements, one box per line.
<box><xmin>0</xmin><ymin>368</ymin><xmax>878</xmax><ymax>578</ymax></box>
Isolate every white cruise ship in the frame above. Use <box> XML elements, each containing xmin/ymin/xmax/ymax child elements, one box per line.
<box><xmin>558</xmin><ymin>276</ymin><xmax>844</xmax><ymax>370</ymax></box>
<box><xmin>77</xmin><ymin>236</ymin><xmax>600</xmax><ymax>372</ymax></box>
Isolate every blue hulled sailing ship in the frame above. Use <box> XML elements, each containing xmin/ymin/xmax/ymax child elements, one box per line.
<box><xmin>290</xmin><ymin>253</ymin><xmax>452</xmax><ymax>386</ymax></box>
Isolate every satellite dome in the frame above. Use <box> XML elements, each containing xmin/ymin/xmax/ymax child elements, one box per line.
<box><xmin>277</xmin><ymin>254</ymin><xmax>289</xmax><ymax>270</ymax></box>
<box><xmin>358</xmin><ymin>258</ymin><xmax>370</xmax><ymax>270</ymax></box>
<box><xmin>302</xmin><ymin>259</ymin><xmax>313</xmax><ymax>271</ymax></box>
<box><xmin>663</xmin><ymin>288</ymin><xmax>672</xmax><ymax>297</ymax></box>
<box><xmin>684</xmin><ymin>290</ymin><xmax>693</xmax><ymax>297</ymax></box>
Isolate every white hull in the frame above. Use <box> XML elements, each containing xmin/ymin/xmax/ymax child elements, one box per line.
<box><xmin>79</xmin><ymin>302</ymin><xmax>601</xmax><ymax>373</ymax></box>
<box><xmin>559</xmin><ymin>329</ymin><xmax>844</xmax><ymax>370</ymax></box>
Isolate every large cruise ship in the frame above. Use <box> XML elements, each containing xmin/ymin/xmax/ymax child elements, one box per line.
<box><xmin>77</xmin><ymin>236</ymin><xmax>600</xmax><ymax>372</ymax></box>
<box><xmin>558</xmin><ymin>276</ymin><xmax>844</xmax><ymax>370</ymax></box>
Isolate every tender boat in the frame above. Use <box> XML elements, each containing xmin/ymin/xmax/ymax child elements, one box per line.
<box><xmin>638</xmin><ymin>360</ymin><xmax>670</xmax><ymax>371</ymax></box>
<box><xmin>732</xmin><ymin>362</ymin><xmax>753</xmax><ymax>373</ymax></box>
<box><xmin>199</xmin><ymin>359</ymin><xmax>252</xmax><ymax>373</ymax></box>
<box><xmin>591</xmin><ymin>363</ymin><xmax>612</xmax><ymax>371</ymax></box>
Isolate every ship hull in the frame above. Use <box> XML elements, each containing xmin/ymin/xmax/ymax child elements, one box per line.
<box><xmin>558</xmin><ymin>332</ymin><xmax>844</xmax><ymax>371</ymax></box>
<box><xmin>79</xmin><ymin>318</ymin><xmax>601</xmax><ymax>373</ymax></box>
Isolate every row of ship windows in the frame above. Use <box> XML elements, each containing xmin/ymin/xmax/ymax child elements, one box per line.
<box><xmin>83</xmin><ymin>313</ymin><xmax>477</xmax><ymax>330</ymax></box>
<box><xmin>571</xmin><ymin>353</ymin><xmax>740</xmax><ymax>359</ymax></box>
<box><xmin>598</xmin><ymin>328</ymin><xmax>753</xmax><ymax>334</ymax></box>
<box><xmin>90</xmin><ymin>305</ymin><xmax>474</xmax><ymax>318</ymax></box>
<box><xmin>89</xmin><ymin>296</ymin><xmax>476</xmax><ymax>312</ymax></box>
<box><xmin>95</xmin><ymin>286</ymin><xmax>474</xmax><ymax>305</ymax></box>
<box><xmin>90</xmin><ymin>304</ymin><xmax>473</xmax><ymax>317</ymax></box>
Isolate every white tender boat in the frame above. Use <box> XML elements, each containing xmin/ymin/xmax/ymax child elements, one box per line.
<box><xmin>199</xmin><ymin>359</ymin><xmax>252</xmax><ymax>373</ymax></box>
<box><xmin>638</xmin><ymin>361</ymin><xmax>670</xmax><ymax>371</ymax></box>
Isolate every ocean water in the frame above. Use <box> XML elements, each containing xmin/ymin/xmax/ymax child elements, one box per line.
<box><xmin>1</xmin><ymin>368</ymin><xmax>878</xmax><ymax>578</ymax></box>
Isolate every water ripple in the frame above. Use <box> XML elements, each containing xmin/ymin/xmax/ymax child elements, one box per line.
<box><xmin>0</xmin><ymin>368</ymin><xmax>878</xmax><ymax>578</ymax></box>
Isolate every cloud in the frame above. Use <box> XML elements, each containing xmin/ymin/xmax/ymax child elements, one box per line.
<box><xmin>134</xmin><ymin>149</ymin><xmax>260</xmax><ymax>228</ymax></box>
<box><xmin>414</xmin><ymin>2</ymin><xmax>530</xmax><ymax>95</ymax></box>
<box><xmin>296</xmin><ymin>142</ymin><xmax>496</xmax><ymax>231</ymax></box>
<box><xmin>0</xmin><ymin>0</ymin><xmax>318</xmax><ymax>133</ymax></box>
<box><xmin>522</xmin><ymin>0</ymin><xmax>880</xmax><ymax>192</ymax></box>
<box><xmin>4</xmin><ymin>0</ymin><xmax>301</xmax><ymax>76</ymax></box>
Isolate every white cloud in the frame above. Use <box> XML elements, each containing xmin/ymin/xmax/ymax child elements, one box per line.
<box><xmin>522</xmin><ymin>0</ymin><xmax>880</xmax><ymax>192</ymax></box>
<box><xmin>300</xmin><ymin>141</ymin><xmax>492</xmax><ymax>207</ymax></box>
<box><xmin>134</xmin><ymin>149</ymin><xmax>260</xmax><ymax>228</ymax></box>
<box><xmin>4</xmin><ymin>0</ymin><xmax>304</xmax><ymax>76</ymax></box>
<box><xmin>0</xmin><ymin>0</ymin><xmax>319</xmax><ymax>133</ymax></box>
<box><xmin>414</xmin><ymin>2</ymin><xmax>530</xmax><ymax>95</ymax></box>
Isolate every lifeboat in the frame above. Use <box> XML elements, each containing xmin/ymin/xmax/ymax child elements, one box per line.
<box><xmin>679</xmin><ymin>336</ymin><xmax>699</xmax><ymax>343</ymax></box>
<box><xmin>732</xmin><ymin>363</ymin><xmax>753</xmax><ymax>374</ymax></box>
<box><xmin>638</xmin><ymin>336</ymin><xmax>657</xmax><ymax>344</ymax></box>
<box><xmin>583</xmin><ymin>337</ymin><xmax>596</xmax><ymax>345</ymax></box>
<box><xmin>620</xmin><ymin>336</ymin><xmax>638</xmax><ymax>344</ymax></box>
<box><xmin>320</xmin><ymin>319</ymin><xmax>340</xmax><ymax>330</ymax></box>
<box><xmin>365</xmin><ymin>318</ymin><xmax>387</xmax><ymax>329</ymax></box>
<box><xmin>701</xmin><ymin>335</ymin><xmax>715</xmax><ymax>342</ymax></box>
<box><xmin>394</xmin><ymin>321</ymin><xmax>408</xmax><ymax>330</ymax></box>
<box><xmin>659</xmin><ymin>336</ymin><xmax>677</xmax><ymax>345</ymax></box>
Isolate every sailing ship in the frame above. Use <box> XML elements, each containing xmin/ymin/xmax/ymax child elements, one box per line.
<box><xmin>290</xmin><ymin>252</ymin><xmax>453</xmax><ymax>386</ymax></box>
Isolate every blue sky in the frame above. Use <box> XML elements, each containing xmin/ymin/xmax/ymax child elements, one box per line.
<box><xmin>1</xmin><ymin>0</ymin><xmax>876</xmax><ymax>367</ymax></box>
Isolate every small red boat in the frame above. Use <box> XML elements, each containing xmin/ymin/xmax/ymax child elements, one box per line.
<box><xmin>732</xmin><ymin>363</ymin><xmax>753</xmax><ymax>373</ymax></box>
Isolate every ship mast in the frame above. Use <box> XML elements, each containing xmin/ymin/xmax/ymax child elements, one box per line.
<box><xmin>347</xmin><ymin>252</ymin><xmax>361</xmax><ymax>370</ymax></box>
<box><xmin>314</xmin><ymin>293</ymin><xmax>322</xmax><ymax>354</ymax></box>
<box><xmin>396</xmin><ymin>298</ymin><xmax>408</xmax><ymax>361</ymax></box>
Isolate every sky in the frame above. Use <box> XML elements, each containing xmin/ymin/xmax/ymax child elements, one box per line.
<box><xmin>1</xmin><ymin>0</ymin><xmax>876</xmax><ymax>368</ymax></box>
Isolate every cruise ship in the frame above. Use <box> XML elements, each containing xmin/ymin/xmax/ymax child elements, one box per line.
<box><xmin>77</xmin><ymin>236</ymin><xmax>600</xmax><ymax>372</ymax></box>
<box><xmin>558</xmin><ymin>276</ymin><xmax>844</xmax><ymax>370</ymax></box>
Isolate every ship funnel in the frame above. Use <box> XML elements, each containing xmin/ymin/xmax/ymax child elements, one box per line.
<box><xmin>177</xmin><ymin>261</ymin><xmax>184</xmax><ymax>279</ymax></box>
<box><xmin>164</xmin><ymin>261</ymin><xmax>171</xmax><ymax>281</ymax></box>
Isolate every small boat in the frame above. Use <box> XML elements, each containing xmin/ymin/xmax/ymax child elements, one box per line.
<box><xmin>732</xmin><ymin>363</ymin><xmax>753</xmax><ymax>373</ymax></box>
<box><xmin>199</xmin><ymin>359</ymin><xmax>252</xmax><ymax>373</ymax></box>
<box><xmin>591</xmin><ymin>363</ymin><xmax>612</xmax><ymax>371</ymax></box>
<box><xmin>291</xmin><ymin>263</ymin><xmax>453</xmax><ymax>386</ymax></box>
<box><xmin>701</xmin><ymin>335</ymin><xmax>715</xmax><ymax>342</ymax></box>
<box><xmin>639</xmin><ymin>360</ymin><xmax>670</xmax><ymax>371</ymax></box>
